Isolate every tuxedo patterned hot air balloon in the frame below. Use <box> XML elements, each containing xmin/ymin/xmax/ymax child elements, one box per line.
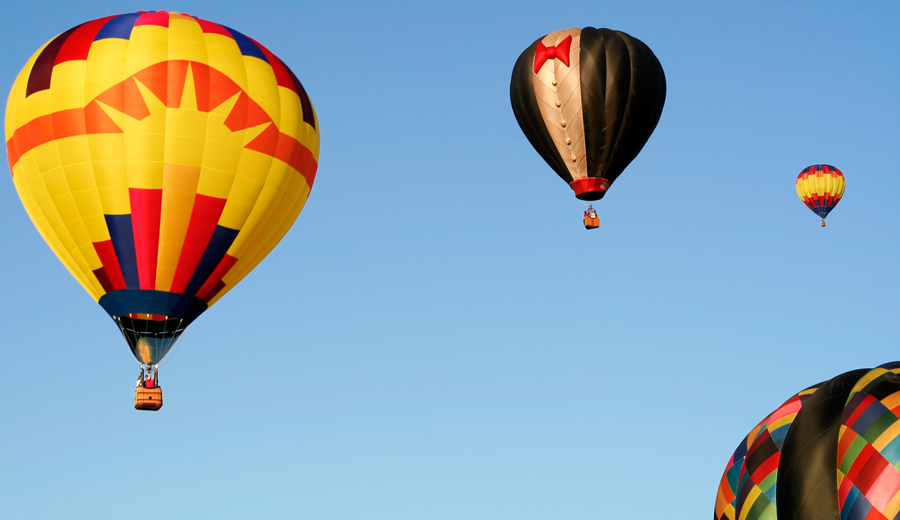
<box><xmin>714</xmin><ymin>363</ymin><xmax>900</xmax><ymax>520</ymax></box>
<box><xmin>510</xmin><ymin>27</ymin><xmax>665</xmax><ymax>209</ymax></box>
<box><xmin>5</xmin><ymin>11</ymin><xmax>319</xmax><ymax>397</ymax></box>
<box><xmin>796</xmin><ymin>164</ymin><xmax>845</xmax><ymax>227</ymax></box>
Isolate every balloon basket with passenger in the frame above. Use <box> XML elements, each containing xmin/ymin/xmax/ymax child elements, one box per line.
<box><xmin>583</xmin><ymin>205</ymin><xmax>599</xmax><ymax>229</ymax></box>
<box><xmin>134</xmin><ymin>365</ymin><xmax>162</xmax><ymax>411</ymax></box>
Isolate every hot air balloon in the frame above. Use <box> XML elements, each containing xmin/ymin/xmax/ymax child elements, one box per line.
<box><xmin>5</xmin><ymin>11</ymin><xmax>319</xmax><ymax>409</ymax></box>
<box><xmin>796</xmin><ymin>164</ymin><xmax>845</xmax><ymax>227</ymax></box>
<box><xmin>714</xmin><ymin>363</ymin><xmax>900</xmax><ymax>520</ymax></box>
<box><xmin>510</xmin><ymin>27</ymin><xmax>666</xmax><ymax>228</ymax></box>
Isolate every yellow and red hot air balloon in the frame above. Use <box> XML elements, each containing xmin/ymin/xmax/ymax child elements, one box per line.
<box><xmin>5</xmin><ymin>11</ymin><xmax>320</xmax><ymax>409</ymax></box>
<box><xmin>796</xmin><ymin>165</ymin><xmax>844</xmax><ymax>227</ymax></box>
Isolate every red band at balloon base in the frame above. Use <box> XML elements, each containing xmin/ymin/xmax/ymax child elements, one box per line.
<box><xmin>569</xmin><ymin>177</ymin><xmax>611</xmax><ymax>201</ymax></box>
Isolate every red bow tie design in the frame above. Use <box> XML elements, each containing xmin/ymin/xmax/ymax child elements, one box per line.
<box><xmin>533</xmin><ymin>35</ymin><xmax>572</xmax><ymax>74</ymax></box>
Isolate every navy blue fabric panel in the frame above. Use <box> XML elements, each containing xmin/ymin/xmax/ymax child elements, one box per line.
<box><xmin>223</xmin><ymin>27</ymin><xmax>269</xmax><ymax>62</ymax></box>
<box><xmin>94</xmin><ymin>13</ymin><xmax>142</xmax><ymax>40</ymax></box>
<box><xmin>105</xmin><ymin>214</ymin><xmax>140</xmax><ymax>289</ymax></box>
<box><xmin>183</xmin><ymin>225</ymin><xmax>240</xmax><ymax>298</ymax></box>
<box><xmin>98</xmin><ymin>289</ymin><xmax>207</xmax><ymax>325</ymax></box>
<box><xmin>286</xmin><ymin>64</ymin><xmax>316</xmax><ymax>130</ymax></box>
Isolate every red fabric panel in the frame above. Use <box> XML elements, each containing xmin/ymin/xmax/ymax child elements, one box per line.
<box><xmin>244</xmin><ymin>123</ymin><xmax>278</xmax><ymax>155</ymax></box>
<box><xmin>206</xmin><ymin>64</ymin><xmax>243</xmax><ymax>111</ymax></box>
<box><xmin>132</xmin><ymin>60</ymin><xmax>188</xmax><ymax>107</ymax></box>
<box><xmin>854</xmin><ymin>452</ymin><xmax>890</xmax><ymax>494</ymax></box>
<box><xmin>94</xmin><ymin>77</ymin><xmax>151</xmax><ymax>120</ymax></box>
<box><xmin>244</xmin><ymin>127</ymin><xmax>318</xmax><ymax>188</ymax></box>
<box><xmin>55</xmin><ymin>16</ymin><xmax>115</xmax><ymax>64</ymax></box>
<box><xmin>252</xmin><ymin>39</ymin><xmax>297</xmax><ymax>94</ymax></box>
<box><xmin>750</xmin><ymin>452</ymin><xmax>780</xmax><ymax>484</ymax></box>
<box><xmin>193</xmin><ymin>17</ymin><xmax>232</xmax><ymax>37</ymax></box>
<box><xmin>169</xmin><ymin>194</ymin><xmax>228</xmax><ymax>294</ymax></box>
<box><xmin>838</xmin><ymin>428</ymin><xmax>859</xmax><ymax>465</ymax></box>
<box><xmin>223</xmin><ymin>91</ymin><xmax>272</xmax><ymax>131</ymax></box>
<box><xmin>275</xmin><ymin>132</ymin><xmax>317</xmax><ymax>188</ymax></box>
<box><xmin>196</xmin><ymin>254</ymin><xmax>238</xmax><ymax>300</ymax></box>
<box><xmin>569</xmin><ymin>177</ymin><xmax>610</xmax><ymax>197</ymax></box>
<box><xmin>92</xmin><ymin>267</ymin><xmax>115</xmax><ymax>293</ymax></box>
<box><xmin>847</xmin><ymin>444</ymin><xmax>878</xmax><ymax>482</ymax></box>
<box><xmin>130</xmin><ymin>188</ymin><xmax>163</xmax><ymax>290</ymax></box>
<box><xmin>845</xmin><ymin>395</ymin><xmax>877</xmax><ymax>428</ymax></box>
<box><xmin>201</xmin><ymin>280</ymin><xmax>226</xmax><ymax>303</ymax></box>
<box><xmin>6</xmin><ymin>102</ymin><xmax>124</xmax><ymax>170</ymax></box>
<box><xmin>93</xmin><ymin>240</ymin><xmax>126</xmax><ymax>291</ymax></box>
<box><xmin>84</xmin><ymin>100</ymin><xmax>125</xmax><ymax>133</ymax></box>
<box><xmin>135</xmin><ymin>11</ymin><xmax>169</xmax><ymax>27</ymax></box>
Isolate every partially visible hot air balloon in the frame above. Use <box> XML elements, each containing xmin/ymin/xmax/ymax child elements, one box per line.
<box><xmin>5</xmin><ymin>11</ymin><xmax>320</xmax><ymax>409</ymax></box>
<box><xmin>714</xmin><ymin>363</ymin><xmax>900</xmax><ymax>520</ymax></box>
<box><xmin>796</xmin><ymin>165</ymin><xmax>845</xmax><ymax>227</ymax></box>
<box><xmin>510</xmin><ymin>27</ymin><xmax>665</xmax><ymax>227</ymax></box>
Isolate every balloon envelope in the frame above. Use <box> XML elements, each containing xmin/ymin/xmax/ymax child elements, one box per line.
<box><xmin>715</xmin><ymin>363</ymin><xmax>900</xmax><ymax>520</ymax></box>
<box><xmin>510</xmin><ymin>27</ymin><xmax>665</xmax><ymax>201</ymax></box>
<box><xmin>796</xmin><ymin>164</ymin><xmax>845</xmax><ymax>220</ymax></box>
<box><xmin>5</xmin><ymin>11</ymin><xmax>320</xmax><ymax>365</ymax></box>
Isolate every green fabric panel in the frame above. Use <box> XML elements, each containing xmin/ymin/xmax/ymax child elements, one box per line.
<box><xmin>864</xmin><ymin>412</ymin><xmax>897</xmax><ymax>444</ymax></box>
<box><xmin>841</xmin><ymin>435</ymin><xmax>868</xmax><ymax>475</ymax></box>
<box><xmin>745</xmin><ymin>492</ymin><xmax>776</xmax><ymax>520</ymax></box>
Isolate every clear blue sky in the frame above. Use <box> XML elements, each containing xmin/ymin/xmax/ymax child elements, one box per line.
<box><xmin>1</xmin><ymin>1</ymin><xmax>898</xmax><ymax>518</ymax></box>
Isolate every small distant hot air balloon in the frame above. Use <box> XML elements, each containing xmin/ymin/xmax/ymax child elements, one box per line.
<box><xmin>796</xmin><ymin>165</ymin><xmax>845</xmax><ymax>227</ymax></box>
<box><xmin>5</xmin><ymin>11</ymin><xmax>320</xmax><ymax>409</ymax></box>
<box><xmin>714</xmin><ymin>363</ymin><xmax>900</xmax><ymax>520</ymax></box>
<box><xmin>510</xmin><ymin>27</ymin><xmax>666</xmax><ymax>228</ymax></box>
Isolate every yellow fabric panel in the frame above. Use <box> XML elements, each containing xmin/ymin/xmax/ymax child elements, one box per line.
<box><xmin>55</xmin><ymin>135</ymin><xmax>92</xmax><ymax>167</ymax></box>
<box><xmin>157</xmin><ymin>163</ymin><xmax>201</xmax><ymax>292</ymax></box>
<box><xmin>180</xmin><ymin>63</ymin><xmax>199</xmax><ymax>111</ymax></box>
<box><xmin>167</xmin><ymin>16</ymin><xmax>209</xmax><ymax>65</ymax></box>
<box><xmin>218</xmin><ymin>159</ymin><xmax>270</xmax><ymax>230</ymax></box>
<box><xmin>882</xmin><ymin>488</ymin><xmax>900</xmax><ymax>520</ymax></box>
<box><xmin>163</xmin><ymin>109</ymin><xmax>208</xmax><ymax>164</ymax></box>
<box><xmin>15</xmin><ymin>173</ymin><xmax>102</xmax><ymax>300</ymax></box>
<box><xmin>68</xmin><ymin>172</ymin><xmax>102</xmax><ymax>216</ymax></box>
<box><xmin>197</xmin><ymin>166</ymin><xmax>237</xmax><ymax>200</ymax></box>
<box><xmin>738</xmin><ymin>485</ymin><xmax>762</xmax><ymax>520</ymax></box>
<box><xmin>49</xmin><ymin>61</ymin><xmax>87</xmax><ymax>112</ymax></box>
<box><xmin>796</xmin><ymin>172</ymin><xmax>845</xmax><ymax>199</ymax></box>
<box><xmin>204</xmin><ymin>34</ymin><xmax>248</xmax><ymax>92</ymax></box>
<box><xmin>244</xmin><ymin>57</ymin><xmax>281</xmax><ymax>126</ymax></box>
<box><xmin>123</xmin><ymin>80</ymin><xmax>166</xmax><ymax>190</ymax></box>
<box><xmin>23</xmin><ymin>87</ymin><xmax>51</xmax><ymax>125</ymax></box>
<box><xmin>853</xmin><ymin>368</ymin><xmax>888</xmax><ymax>392</ymax></box>
<box><xmin>29</xmin><ymin>135</ymin><xmax>63</xmax><ymax>174</ymax></box>
<box><xmin>880</xmin><ymin>391</ymin><xmax>900</xmax><ymax>413</ymax></box>
<box><xmin>874</xmin><ymin>420</ymin><xmax>900</xmax><ymax>451</ymax></box>
<box><xmin>768</xmin><ymin>414</ymin><xmax>795</xmax><ymax>431</ymax></box>
<box><xmin>227</xmin><ymin>169</ymin><xmax>285</xmax><ymax>254</ymax></box>
<box><xmin>83</xmin><ymin>39</ymin><xmax>128</xmax><ymax>102</ymax></box>
<box><xmin>275</xmin><ymin>88</ymin><xmax>302</xmax><ymax>141</ymax></box>
<box><xmin>123</xmin><ymin>25</ymin><xmax>168</xmax><ymax>80</ymax></box>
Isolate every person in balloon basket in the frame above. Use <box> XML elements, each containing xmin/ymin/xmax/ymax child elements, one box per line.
<box><xmin>135</xmin><ymin>373</ymin><xmax>156</xmax><ymax>389</ymax></box>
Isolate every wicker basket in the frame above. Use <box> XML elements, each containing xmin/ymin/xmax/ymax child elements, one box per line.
<box><xmin>584</xmin><ymin>216</ymin><xmax>600</xmax><ymax>229</ymax></box>
<box><xmin>135</xmin><ymin>386</ymin><xmax>163</xmax><ymax>411</ymax></box>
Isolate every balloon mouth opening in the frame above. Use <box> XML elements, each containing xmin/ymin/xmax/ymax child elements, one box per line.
<box><xmin>570</xmin><ymin>178</ymin><xmax>611</xmax><ymax>201</ymax></box>
<box><xmin>115</xmin><ymin>314</ymin><xmax>186</xmax><ymax>365</ymax></box>
<box><xmin>576</xmin><ymin>191</ymin><xmax>605</xmax><ymax>201</ymax></box>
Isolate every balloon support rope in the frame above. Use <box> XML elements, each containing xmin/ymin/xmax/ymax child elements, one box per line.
<box><xmin>158</xmin><ymin>318</ymin><xmax>186</xmax><ymax>369</ymax></box>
